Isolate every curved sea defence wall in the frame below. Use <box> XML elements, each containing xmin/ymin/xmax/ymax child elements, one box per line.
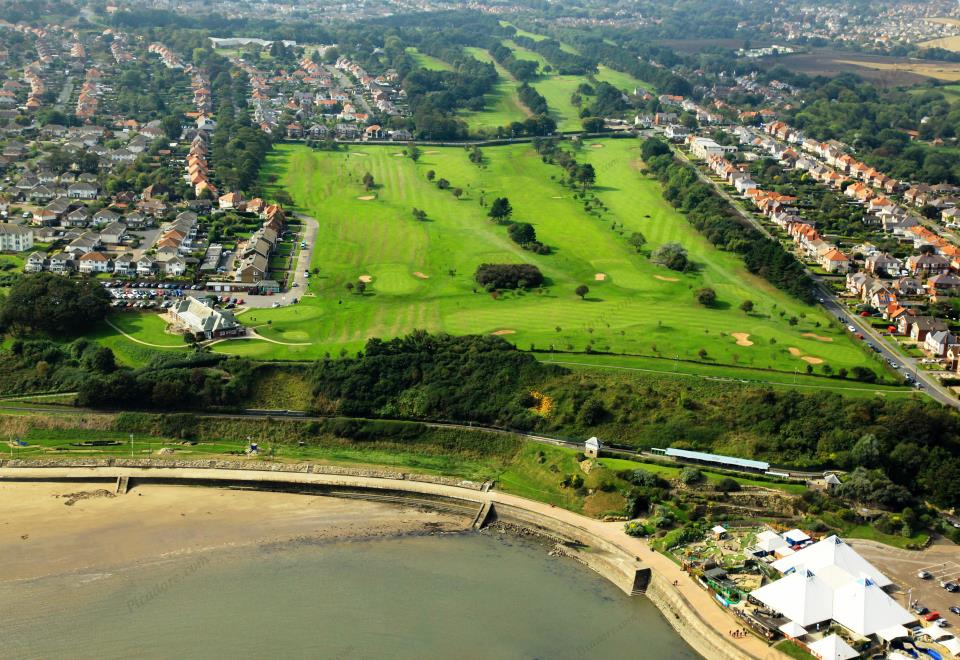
<box><xmin>0</xmin><ymin>459</ymin><xmax>761</xmax><ymax>659</ymax></box>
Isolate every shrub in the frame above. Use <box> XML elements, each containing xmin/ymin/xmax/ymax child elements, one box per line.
<box><xmin>680</xmin><ymin>466</ymin><xmax>704</xmax><ymax>485</ymax></box>
<box><xmin>474</xmin><ymin>263</ymin><xmax>544</xmax><ymax>290</ymax></box>
<box><xmin>716</xmin><ymin>477</ymin><xmax>741</xmax><ymax>492</ymax></box>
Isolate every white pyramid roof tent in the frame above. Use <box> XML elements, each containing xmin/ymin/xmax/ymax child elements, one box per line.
<box><xmin>750</xmin><ymin>569</ymin><xmax>834</xmax><ymax>627</ymax></box>
<box><xmin>808</xmin><ymin>633</ymin><xmax>858</xmax><ymax>660</ymax></box>
<box><xmin>772</xmin><ymin>536</ymin><xmax>892</xmax><ymax>588</ymax></box>
<box><xmin>832</xmin><ymin>578</ymin><xmax>914</xmax><ymax>637</ymax></box>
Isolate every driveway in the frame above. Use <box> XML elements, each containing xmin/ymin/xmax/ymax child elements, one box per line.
<box><xmin>240</xmin><ymin>212</ymin><xmax>318</xmax><ymax>309</ymax></box>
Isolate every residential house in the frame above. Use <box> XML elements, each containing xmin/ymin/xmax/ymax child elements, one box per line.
<box><xmin>136</xmin><ymin>255</ymin><xmax>155</xmax><ymax>276</ymax></box>
<box><xmin>113</xmin><ymin>252</ymin><xmax>135</xmax><ymax>275</ymax></box>
<box><xmin>0</xmin><ymin>223</ymin><xmax>33</xmax><ymax>251</ymax></box>
<box><xmin>78</xmin><ymin>251</ymin><xmax>111</xmax><ymax>274</ymax></box>
<box><xmin>924</xmin><ymin>330</ymin><xmax>957</xmax><ymax>358</ymax></box>
<box><xmin>23</xmin><ymin>251</ymin><xmax>46</xmax><ymax>272</ymax></box>
<box><xmin>901</xmin><ymin>316</ymin><xmax>949</xmax><ymax>341</ymax></box>
<box><xmin>218</xmin><ymin>192</ymin><xmax>243</xmax><ymax>210</ymax></box>
<box><xmin>48</xmin><ymin>253</ymin><xmax>73</xmax><ymax>274</ymax></box>
<box><xmin>864</xmin><ymin>253</ymin><xmax>902</xmax><ymax>277</ymax></box>
<box><xmin>895</xmin><ymin>276</ymin><xmax>925</xmax><ymax>296</ymax></box>
<box><xmin>819</xmin><ymin>248</ymin><xmax>851</xmax><ymax>273</ymax></box>
<box><xmin>164</xmin><ymin>255</ymin><xmax>187</xmax><ymax>277</ymax></box>
<box><xmin>100</xmin><ymin>221</ymin><xmax>127</xmax><ymax>245</ymax></box>
<box><xmin>907</xmin><ymin>253</ymin><xmax>951</xmax><ymax>278</ymax></box>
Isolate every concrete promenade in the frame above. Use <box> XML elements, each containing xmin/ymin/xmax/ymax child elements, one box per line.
<box><xmin>0</xmin><ymin>463</ymin><xmax>778</xmax><ymax>659</ymax></box>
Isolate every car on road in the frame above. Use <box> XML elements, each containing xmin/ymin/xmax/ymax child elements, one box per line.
<box><xmin>818</xmin><ymin>298</ymin><xmax>825</xmax><ymax>303</ymax></box>
<box><xmin>847</xmin><ymin>325</ymin><xmax>856</xmax><ymax>332</ymax></box>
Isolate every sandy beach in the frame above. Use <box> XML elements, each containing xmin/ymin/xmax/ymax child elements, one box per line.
<box><xmin>0</xmin><ymin>482</ymin><xmax>469</xmax><ymax>582</ymax></box>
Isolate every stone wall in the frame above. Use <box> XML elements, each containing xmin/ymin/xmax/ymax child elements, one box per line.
<box><xmin>0</xmin><ymin>458</ymin><xmax>488</xmax><ymax>491</ymax></box>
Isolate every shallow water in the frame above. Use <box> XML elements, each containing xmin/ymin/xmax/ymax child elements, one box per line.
<box><xmin>1</xmin><ymin>532</ymin><xmax>698</xmax><ymax>659</ymax></box>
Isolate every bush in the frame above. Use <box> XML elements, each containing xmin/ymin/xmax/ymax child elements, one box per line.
<box><xmin>474</xmin><ymin>263</ymin><xmax>544</xmax><ymax>290</ymax></box>
<box><xmin>650</xmin><ymin>242</ymin><xmax>691</xmax><ymax>272</ymax></box>
<box><xmin>716</xmin><ymin>477</ymin><xmax>741</xmax><ymax>492</ymax></box>
<box><xmin>680</xmin><ymin>467</ymin><xmax>704</xmax><ymax>485</ymax></box>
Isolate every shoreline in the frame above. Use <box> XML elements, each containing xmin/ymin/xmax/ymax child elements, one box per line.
<box><xmin>0</xmin><ymin>466</ymin><xmax>776</xmax><ymax>659</ymax></box>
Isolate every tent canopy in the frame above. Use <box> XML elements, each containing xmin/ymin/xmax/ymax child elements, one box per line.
<box><xmin>876</xmin><ymin>624</ymin><xmax>910</xmax><ymax>642</ymax></box>
<box><xmin>808</xmin><ymin>634</ymin><xmax>858</xmax><ymax>660</ymax></box>
<box><xmin>778</xmin><ymin>620</ymin><xmax>807</xmax><ymax>638</ymax></box>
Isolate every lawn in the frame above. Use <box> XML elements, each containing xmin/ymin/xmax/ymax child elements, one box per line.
<box><xmin>405</xmin><ymin>47</ymin><xmax>453</xmax><ymax>72</ymax></box>
<box><xmin>172</xmin><ymin>139</ymin><xmax>878</xmax><ymax>376</ymax></box>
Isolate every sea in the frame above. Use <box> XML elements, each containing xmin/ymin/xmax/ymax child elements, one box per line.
<box><xmin>0</xmin><ymin>531</ymin><xmax>699</xmax><ymax>659</ymax></box>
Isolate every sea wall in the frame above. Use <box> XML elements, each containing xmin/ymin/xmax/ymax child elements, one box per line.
<box><xmin>646</xmin><ymin>572</ymin><xmax>752</xmax><ymax>660</ymax></box>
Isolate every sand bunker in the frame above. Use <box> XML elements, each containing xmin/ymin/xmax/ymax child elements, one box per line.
<box><xmin>788</xmin><ymin>347</ymin><xmax>803</xmax><ymax>356</ymax></box>
<box><xmin>358</xmin><ymin>275</ymin><xmax>373</xmax><ymax>283</ymax></box>
<box><xmin>351</xmin><ymin>152</ymin><xmax>369</xmax><ymax>157</ymax></box>
<box><xmin>802</xmin><ymin>356</ymin><xmax>824</xmax><ymax>365</ymax></box>
<box><xmin>357</xmin><ymin>195</ymin><xmax>375</xmax><ymax>201</ymax></box>
<box><xmin>425</xmin><ymin>150</ymin><xmax>440</xmax><ymax>154</ymax></box>
<box><xmin>594</xmin><ymin>273</ymin><xmax>606</xmax><ymax>281</ymax></box>
<box><xmin>802</xmin><ymin>333</ymin><xmax>834</xmax><ymax>342</ymax></box>
<box><xmin>551</xmin><ymin>196</ymin><xmax>564</xmax><ymax>199</ymax></box>
<box><xmin>731</xmin><ymin>332</ymin><xmax>753</xmax><ymax>347</ymax></box>
<box><xmin>654</xmin><ymin>275</ymin><xmax>679</xmax><ymax>282</ymax></box>
<box><xmin>413</xmin><ymin>271</ymin><xmax>429</xmax><ymax>279</ymax></box>
<box><xmin>393</xmin><ymin>153</ymin><xmax>404</xmax><ymax>157</ymax></box>
<box><xmin>590</xmin><ymin>143</ymin><xmax>605</xmax><ymax>149</ymax></box>
<box><xmin>491</xmin><ymin>329</ymin><xmax>515</xmax><ymax>336</ymax></box>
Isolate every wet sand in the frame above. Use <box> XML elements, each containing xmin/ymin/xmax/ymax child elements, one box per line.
<box><xmin>0</xmin><ymin>482</ymin><xmax>468</xmax><ymax>582</ymax></box>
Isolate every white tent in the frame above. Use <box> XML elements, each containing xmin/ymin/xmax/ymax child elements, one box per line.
<box><xmin>832</xmin><ymin>578</ymin><xmax>913</xmax><ymax>637</ymax></box>
<box><xmin>712</xmin><ymin>525</ymin><xmax>727</xmax><ymax>536</ymax></box>
<box><xmin>772</xmin><ymin>536</ymin><xmax>893</xmax><ymax>588</ymax></box>
<box><xmin>751</xmin><ymin>569</ymin><xmax>834</xmax><ymax>627</ymax></box>
<box><xmin>876</xmin><ymin>624</ymin><xmax>910</xmax><ymax>643</ymax></box>
<box><xmin>783</xmin><ymin>528</ymin><xmax>812</xmax><ymax>545</ymax></box>
<box><xmin>757</xmin><ymin>530</ymin><xmax>788</xmax><ymax>553</ymax></box>
<box><xmin>940</xmin><ymin>635</ymin><xmax>960</xmax><ymax>657</ymax></box>
<box><xmin>808</xmin><ymin>634</ymin><xmax>858</xmax><ymax>660</ymax></box>
<box><xmin>778</xmin><ymin>620</ymin><xmax>808</xmax><ymax>638</ymax></box>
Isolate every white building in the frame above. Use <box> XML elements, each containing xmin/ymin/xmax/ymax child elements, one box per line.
<box><xmin>166</xmin><ymin>296</ymin><xmax>243</xmax><ymax>339</ymax></box>
<box><xmin>689</xmin><ymin>136</ymin><xmax>737</xmax><ymax>161</ymax></box>
<box><xmin>0</xmin><ymin>223</ymin><xmax>34</xmax><ymax>252</ymax></box>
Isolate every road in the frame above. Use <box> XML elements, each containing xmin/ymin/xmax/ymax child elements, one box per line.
<box><xmin>240</xmin><ymin>213</ymin><xmax>318</xmax><ymax>309</ymax></box>
<box><xmin>669</xmin><ymin>137</ymin><xmax>959</xmax><ymax>409</ymax></box>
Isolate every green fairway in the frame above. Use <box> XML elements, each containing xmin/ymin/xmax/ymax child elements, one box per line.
<box><xmin>461</xmin><ymin>47</ymin><xmax>531</xmax><ymax>132</ymax></box>
<box><xmin>406</xmin><ymin>47</ymin><xmax>453</xmax><ymax>72</ymax></box>
<box><xmin>501</xmin><ymin>40</ymin><xmax>650</xmax><ymax>131</ymax></box>
<box><xmin>162</xmin><ymin>138</ymin><xmax>878</xmax><ymax>377</ymax></box>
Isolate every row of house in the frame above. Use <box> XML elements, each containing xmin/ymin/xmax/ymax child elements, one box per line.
<box><xmin>234</xmin><ymin>203</ymin><xmax>285</xmax><ymax>284</ymax></box>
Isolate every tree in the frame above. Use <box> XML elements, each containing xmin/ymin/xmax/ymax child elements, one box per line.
<box><xmin>581</xmin><ymin>117</ymin><xmax>605</xmax><ymax>133</ymax></box>
<box><xmin>0</xmin><ymin>274</ymin><xmax>110</xmax><ymax>336</ymax></box>
<box><xmin>488</xmin><ymin>197</ymin><xmax>513</xmax><ymax>223</ymax></box>
<box><xmin>575</xmin><ymin>163</ymin><xmax>596</xmax><ymax>192</ymax></box>
<box><xmin>356</xmin><ymin>281</ymin><xmax>367</xmax><ymax>295</ymax></box>
<box><xmin>650</xmin><ymin>242</ymin><xmax>690</xmax><ymax>272</ymax></box>
<box><xmin>426</xmin><ymin>170</ymin><xmax>435</xmax><ymax>181</ymax></box>
<box><xmin>851</xmin><ymin>433</ymin><xmax>882</xmax><ymax>468</ymax></box>
<box><xmin>739</xmin><ymin>300</ymin><xmax>754</xmax><ymax>314</ymax></box>
<box><xmin>695</xmin><ymin>287</ymin><xmax>716</xmax><ymax>306</ymax></box>
<box><xmin>406</xmin><ymin>143</ymin><xmax>420</xmax><ymax>162</ymax></box>
<box><xmin>716</xmin><ymin>477</ymin><xmax>741</xmax><ymax>492</ymax></box>
<box><xmin>575</xmin><ymin>284</ymin><xmax>590</xmax><ymax>299</ymax></box>
<box><xmin>628</xmin><ymin>232</ymin><xmax>646</xmax><ymax>252</ymax></box>
<box><xmin>507</xmin><ymin>222</ymin><xmax>536</xmax><ymax>245</ymax></box>
<box><xmin>436</xmin><ymin>178</ymin><xmax>450</xmax><ymax>190</ymax></box>
<box><xmin>412</xmin><ymin>208</ymin><xmax>428</xmax><ymax>221</ymax></box>
<box><xmin>362</xmin><ymin>172</ymin><xmax>375</xmax><ymax>191</ymax></box>
<box><xmin>345</xmin><ymin>282</ymin><xmax>354</xmax><ymax>293</ymax></box>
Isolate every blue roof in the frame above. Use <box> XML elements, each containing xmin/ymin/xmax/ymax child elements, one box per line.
<box><xmin>664</xmin><ymin>447</ymin><xmax>770</xmax><ymax>471</ymax></box>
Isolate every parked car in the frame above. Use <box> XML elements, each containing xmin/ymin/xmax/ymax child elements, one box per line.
<box><xmin>919</xmin><ymin>571</ymin><xmax>933</xmax><ymax>579</ymax></box>
<box><xmin>950</xmin><ymin>606</ymin><xmax>960</xmax><ymax>615</ymax></box>
<box><xmin>915</xmin><ymin>605</ymin><xmax>930</xmax><ymax>616</ymax></box>
<box><xmin>925</xmin><ymin>612</ymin><xmax>941</xmax><ymax>622</ymax></box>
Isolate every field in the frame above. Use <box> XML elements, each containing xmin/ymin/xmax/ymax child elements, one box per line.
<box><xmin>156</xmin><ymin>138</ymin><xmax>878</xmax><ymax>379</ymax></box>
<box><xmin>921</xmin><ymin>36</ymin><xmax>960</xmax><ymax>53</ymax></box>
<box><xmin>770</xmin><ymin>49</ymin><xmax>960</xmax><ymax>86</ymax></box>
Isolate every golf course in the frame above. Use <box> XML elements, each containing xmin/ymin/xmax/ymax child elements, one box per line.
<box><xmin>181</xmin><ymin>137</ymin><xmax>878</xmax><ymax>377</ymax></box>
